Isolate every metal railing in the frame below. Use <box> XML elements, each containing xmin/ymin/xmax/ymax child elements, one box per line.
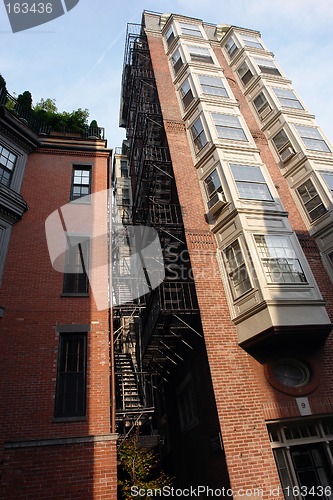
<box><xmin>0</xmin><ymin>89</ymin><xmax>105</xmax><ymax>139</ymax></box>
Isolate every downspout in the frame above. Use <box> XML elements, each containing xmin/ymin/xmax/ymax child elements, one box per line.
<box><xmin>107</xmin><ymin>150</ymin><xmax>116</xmax><ymax>434</ymax></box>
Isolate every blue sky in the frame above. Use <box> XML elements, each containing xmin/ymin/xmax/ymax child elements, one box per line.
<box><xmin>0</xmin><ymin>0</ymin><xmax>332</xmax><ymax>150</ymax></box>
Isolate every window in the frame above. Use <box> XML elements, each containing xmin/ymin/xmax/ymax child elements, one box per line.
<box><xmin>322</xmin><ymin>172</ymin><xmax>333</xmax><ymax>196</ymax></box>
<box><xmin>63</xmin><ymin>237</ymin><xmax>89</xmax><ymax>294</ymax></box>
<box><xmin>212</xmin><ymin>113</ymin><xmax>247</xmax><ymax>141</ymax></box>
<box><xmin>0</xmin><ymin>144</ymin><xmax>17</xmax><ymax>187</ymax></box>
<box><xmin>294</xmin><ymin>125</ymin><xmax>331</xmax><ymax>153</ymax></box>
<box><xmin>54</xmin><ymin>333</ymin><xmax>87</xmax><ymax>418</ymax></box>
<box><xmin>71</xmin><ymin>166</ymin><xmax>91</xmax><ymax>200</ymax></box>
<box><xmin>329</xmin><ymin>251</ymin><xmax>333</xmax><ymax>268</ymax></box>
<box><xmin>255</xmin><ymin>234</ymin><xmax>307</xmax><ymax>284</ymax></box>
<box><xmin>165</xmin><ymin>26</ymin><xmax>175</xmax><ymax>47</ymax></box>
<box><xmin>179</xmin><ymin>22</ymin><xmax>202</xmax><ymax>37</ymax></box>
<box><xmin>273</xmin><ymin>88</ymin><xmax>303</xmax><ymax>109</ymax></box>
<box><xmin>272</xmin><ymin>129</ymin><xmax>295</xmax><ymax>162</ymax></box>
<box><xmin>237</xmin><ymin>61</ymin><xmax>254</xmax><ymax>85</ymax></box>
<box><xmin>254</xmin><ymin>57</ymin><xmax>281</xmax><ymax>76</ymax></box>
<box><xmin>188</xmin><ymin>46</ymin><xmax>214</xmax><ymax>64</ymax></box>
<box><xmin>120</xmin><ymin>160</ymin><xmax>128</xmax><ymax>178</ymax></box>
<box><xmin>223</xmin><ymin>239</ymin><xmax>252</xmax><ymax>298</ymax></box>
<box><xmin>297</xmin><ymin>179</ymin><xmax>327</xmax><ymax>222</ymax></box>
<box><xmin>177</xmin><ymin>374</ymin><xmax>198</xmax><ymax>432</ymax></box>
<box><xmin>198</xmin><ymin>75</ymin><xmax>228</xmax><ymax>97</ymax></box>
<box><xmin>230</xmin><ymin>164</ymin><xmax>273</xmax><ymax>201</ymax></box>
<box><xmin>225</xmin><ymin>36</ymin><xmax>238</xmax><ymax>58</ymax></box>
<box><xmin>203</xmin><ymin>169</ymin><xmax>225</xmax><ymax>209</ymax></box>
<box><xmin>171</xmin><ymin>48</ymin><xmax>184</xmax><ymax>74</ymax></box>
<box><xmin>268</xmin><ymin>418</ymin><xmax>333</xmax><ymax>500</ymax></box>
<box><xmin>122</xmin><ymin>188</ymin><xmax>130</xmax><ymax>206</ymax></box>
<box><xmin>180</xmin><ymin>78</ymin><xmax>194</xmax><ymax>109</ymax></box>
<box><xmin>190</xmin><ymin>117</ymin><xmax>208</xmax><ymax>152</ymax></box>
<box><xmin>241</xmin><ymin>34</ymin><xmax>264</xmax><ymax>49</ymax></box>
<box><xmin>253</xmin><ymin>92</ymin><xmax>272</xmax><ymax>119</ymax></box>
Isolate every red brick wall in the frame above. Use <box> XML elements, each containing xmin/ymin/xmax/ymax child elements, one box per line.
<box><xmin>1</xmin><ymin>440</ymin><xmax>117</xmax><ymax>499</ymax></box>
<box><xmin>0</xmin><ymin>147</ymin><xmax>117</xmax><ymax>498</ymax></box>
<box><xmin>146</xmin><ymin>31</ymin><xmax>333</xmax><ymax>499</ymax></box>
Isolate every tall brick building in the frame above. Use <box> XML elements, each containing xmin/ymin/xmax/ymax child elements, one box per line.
<box><xmin>113</xmin><ymin>11</ymin><xmax>333</xmax><ymax>499</ymax></box>
<box><xmin>0</xmin><ymin>92</ymin><xmax>117</xmax><ymax>498</ymax></box>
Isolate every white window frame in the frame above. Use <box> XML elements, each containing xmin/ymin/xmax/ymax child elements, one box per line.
<box><xmin>254</xmin><ymin>57</ymin><xmax>281</xmax><ymax>76</ymax></box>
<box><xmin>321</xmin><ymin>172</ymin><xmax>333</xmax><ymax>198</ymax></box>
<box><xmin>211</xmin><ymin>113</ymin><xmax>247</xmax><ymax>142</ymax></box>
<box><xmin>272</xmin><ymin>129</ymin><xmax>296</xmax><ymax>163</ymax></box>
<box><xmin>203</xmin><ymin>168</ymin><xmax>226</xmax><ymax>209</ymax></box>
<box><xmin>165</xmin><ymin>25</ymin><xmax>175</xmax><ymax>47</ymax></box>
<box><xmin>294</xmin><ymin>125</ymin><xmax>331</xmax><ymax>153</ymax></box>
<box><xmin>253</xmin><ymin>91</ymin><xmax>272</xmax><ymax>120</ymax></box>
<box><xmin>180</xmin><ymin>77</ymin><xmax>195</xmax><ymax>109</ymax></box>
<box><xmin>297</xmin><ymin>178</ymin><xmax>327</xmax><ymax>222</ymax></box>
<box><xmin>171</xmin><ymin>47</ymin><xmax>184</xmax><ymax>75</ymax></box>
<box><xmin>273</xmin><ymin>87</ymin><xmax>303</xmax><ymax>109</ymax></box>
<box><xmin>254</xmin><ymin>234</ymin><xmax>307</xmax><ymax>285</ymax></box>
<box><xmin>268</xmin><ymin>417</ymin><xmax>333</xmax><ymax>500</ymax></box>
<box><xmin>225</xmin><ymin>36</ymin><xmax>239</xmax><ymax>58</ymax></box>
<box><xmin>241</xmin><ymin>33</ymin><xmax>264</xmax><ymax>50</ymax></box>
<box><xmin>237</xmin><ymin>60</ymin><xmax>254</xmax><ymax>86</ymax></box>
<box><xmin>222</xmin><ymin>238</ymin><xmax>253</xmax><ymax>299</ymax></box>
<box><xmin>230</xmin><ymin>163</ymin><xmax>273</xmax><ymax>201</ymax></box>
<box><xmin>188</xmin><ymin>45</ymin><xmax>214</xmax><ymax>64</ymax></box>
<box><xmin>198</xmin><ymin>74</ymin><xmax>229</xmax><ymax>97</ymax></box>
<box><xmin>179</xmin><ymin>21</ymin><xmax>203</xmax><ymax>38</ymax></box>
<box><xmin>190</xmin><ymin>116</ymin><xmax>208</xmax><ymax>153</ymax></box>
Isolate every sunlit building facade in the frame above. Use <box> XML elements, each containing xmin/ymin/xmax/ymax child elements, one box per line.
<box><xmin>114</xmin><ymin>10</ymin><xmax>333</xmax><ymax>499</ymax></box>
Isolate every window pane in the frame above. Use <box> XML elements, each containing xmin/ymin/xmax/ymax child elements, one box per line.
<box><xmin>189</xmin><ymin>46</ymin><xmax>214</xmax><ymax>63</ymax></box>
<box><xmin>199</xmin><ymin>75</ymin><xmax>228</xmax><ymax>97</ymax></box>
<box><xmin>212</xmin><ymin>114</ymin><xmax>247</xmax><ymax>141</ymax></box>
<box><xmin>225</xmin><ymin>37</ymin><xmax>238</xmax><ymax>57</ymax></box>
<box><xmin>255</xmin><ymin>235</ymin><xmax>307</xmax><ymax>283</ymax></box>
<box><xmin>255</xmin><ymin>57</ymin><xmax>281</xmax><ymax>76</ymax></box>
<box><xmin>71</xmin><ymin>166</ymin><xmax>91</xmax><ymax>200</ymax></box>
<box><xmin>55</xmin><ymin>333</ymin><xmax>87</xmax><ymax>418</ymax></box>
<box><xmin>238</xmin><ymin>62</ymin><xmax>253</xmax><ymax>85</ymax></box>
<box><xmin>273</xmin><ymin>88</ymin><xmax>303</xmax><ymax>109</ymax></box>
<box><xmin>191</xmin><ymin>117</ymin><xmax>207</xmax><ymax>152</ymax></box>
<box><xmin>223</xmin><ymin>240</ymin><xmax>252</xmax><ymax>298</ymax></box>
<box><xmin>295</xmin><ymin>125</ymin><xmax>331</xmax><ymax>152</ymax></box>
<box><xmin>180</xmin><ymin>22</ymin><xmax>202</xmax><ymax>37</ymax></box>
<box><xmin>272</xmin><ymin>130</ymin><xmax>290</xmax><ymax>152</ymax></box>
<box><xmin>231</xmin><ymin>164</ymin><xmax>273</xmax><ymax>201</ymax></box>
<box><xmin>204</xmin><ymin>169</ymin><xmax>221</xmax><ymax>198</ymax></box>
<box><xmin>241</xmin><ymin>34</ymin><xmax>264</xmax><ymax>49</ymax></box>
<box><xmin>166</xmin><ymin>26</ymin><xmax>175</xmax><ymax>46</ymax></box>
<box><xmin>0</xmin><ymin>144</ymin><xmax>17</xmax><ymax>187</ymax></box>
<box><xmin>298</xmin><ymin>179</ymin><xmax>326</xmax><ymax>221</ymax></box>
<box><xmin>322</xmin><ymin>173</ymin><xmax>333</xmax><ymax>195</ymax></box>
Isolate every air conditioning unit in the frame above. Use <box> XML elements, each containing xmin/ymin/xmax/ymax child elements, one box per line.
<box><xmin>280</xmin><ymin>146</ymin><xmax>295</xmax><ymax>163</ymax></box>
<box><xmin>207</xmin><ymin>192</ymin><xmax>227</xmax><ymax>215</ymax></box>
<box><xmin>259</xmin><ymin>104</ymin><xmax>272</xmax><ymax>120</ymax></box>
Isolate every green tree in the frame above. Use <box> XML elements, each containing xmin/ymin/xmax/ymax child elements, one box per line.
<box><xmin>0</xmin><ymin>74</ymin><xmax>8</xmax><ymax>105</ymax></box>
<box><xmin>118</xmin><ymin>437</ymin><xmax>173</xmax><ymax>499</ymax></box>
<box><xmin>17</xmin><ymin>90</ymin><xmax>32</xmax><ymax>110</ymax></box>
<box><xmin>34</xmin><ymin>98</ymin><xmax>58</xmax><ymax>113</ymax></box>
<box><xmin>0</xmin><ymin>74</ymin><xmax>7</xmax><ymax>90</ymax></box>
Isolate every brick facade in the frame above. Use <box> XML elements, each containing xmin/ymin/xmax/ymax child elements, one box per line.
<box><xmin>143</xmin><ymin>18</ymin><xmax>333</xmax><ymax>499</ymax></box>
<box><xmin>0</xmin><ymin>138</ymin><xmax>117</xmax><ymax>498</ymax></box>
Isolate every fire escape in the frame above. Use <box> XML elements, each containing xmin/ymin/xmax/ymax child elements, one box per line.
<box><xmin>114</xmin><ymin>23</ymin><xmax>202</xmax><ymax>439</ymax></box>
